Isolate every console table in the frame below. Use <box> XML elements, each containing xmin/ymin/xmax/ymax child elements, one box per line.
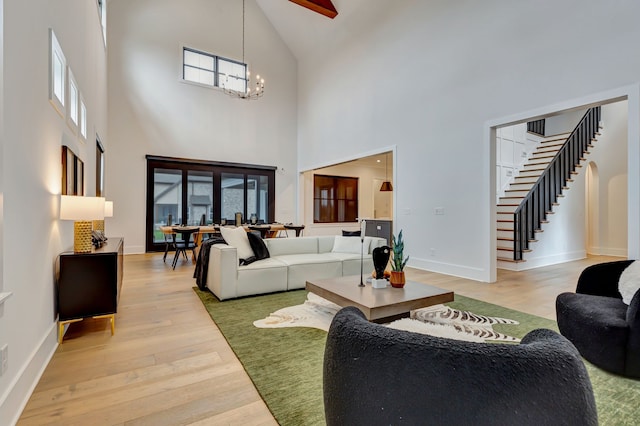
<box><xmin>56</xmin><ymin>238</ymin><xmax>124</xmax><ymax>343</ymax></box>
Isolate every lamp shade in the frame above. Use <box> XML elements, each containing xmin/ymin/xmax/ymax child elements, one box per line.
<box><xmin>60</xmin><ymin>196</ymin><xmax>105</xmax><ymax>221</ymax></box>
<box><xmin>380</xmin><ymin>181</ymin><xmax>393</xmax><ymax>191</ymax></box>
<box><xmin>104</xmin><ymin>201</ymin><xmax>114</xmax><ymax>218</ymax></box>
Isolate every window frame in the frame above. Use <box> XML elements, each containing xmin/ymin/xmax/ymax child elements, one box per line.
<box><xmin>49</xmin><ymin>29</ymin><xmax>66</xmax><ymax>116</ymax></box>
<box><xmin>145</xmin><ymin>156</ymin><xmax>276</xmax><ymax>252</ymax></box>
<box><xmin>79</xmin><ymin>96</ymin><xmax>87</xmax><ymax>140</ymax></box>
<box><xmin>67</xmin><ymin>69</ymin><xmax>79</xmax><ymax>132</ymax></box>
<box><xmin>181</xmin><ymin>46</ymin><xmax>248</xmax><ymax>93</ymax></box>
<box><xmin>313</xmin><ymin>174</ymin><xmax>359</xmax><ymax>224</ymax></box>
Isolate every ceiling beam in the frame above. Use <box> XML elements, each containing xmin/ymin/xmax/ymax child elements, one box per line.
<box><xmin>289</xmin><ymin>0</ymin><xmax>338</xmax><ymax>19</ymax></box>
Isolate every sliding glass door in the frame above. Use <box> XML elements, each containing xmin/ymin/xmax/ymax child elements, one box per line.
<box><xmin>146</xmin><ymin>156</ymin><xmax>275</xmax><ymax>252</ymax></box>
<box><xmin>152</xmin><ymin>168</ymin><xmax>183</xmax><ymax>244</ymax></box>
<box><xmin>188</xmin><ymin>170</ymin><xmax>214</xmax><ymax>226</ymax></box>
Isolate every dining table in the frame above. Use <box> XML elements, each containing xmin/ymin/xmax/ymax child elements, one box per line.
<box><xmin>159</xmin><ymin>223</ymin><xmax>300</xmax><ymax>263</ymax></box>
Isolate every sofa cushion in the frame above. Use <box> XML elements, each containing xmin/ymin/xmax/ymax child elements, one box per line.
<box><xmin>275</xmin><ymin>253</ymin><xmax>341</xmax><ymax>266</ymax></box>
<box><xmin>266</xmin><ymin>236</ymin><xmax>319</xmax><ymax>256</ymax></box>
<box><xmin>332</xmin><ymin>236</ymin><xmax>363</xmax><ymax>254</ymax></box>
<box><xmin>219</xmin><ymin>226</ymin><xmax>254</xmax><ymax>261</ymax></box>
<box><xmin>318</xmin><ymin>236</ymin><xmax>337</xmax><ymax>253</ymax></box>
<box><xmin>276</xmin><ymin>254</ymin><xmax>343</xmax><ymax>290</ymax></box>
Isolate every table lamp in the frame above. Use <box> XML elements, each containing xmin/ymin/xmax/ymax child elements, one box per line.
<box><xmin>60</xmin><ymin>195</ymin><xmax>105</xmax><ymax>252</ymax></box>
<box><xmin>93</xmin><ymin>200</ymin><xmax>113</xmax><ymax>233</ymax></box>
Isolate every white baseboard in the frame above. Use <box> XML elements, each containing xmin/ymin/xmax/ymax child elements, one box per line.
<box><xmin>124</xmin><ymin>244</ymin><xmax>145</xmax><ymax>255</ymax></box>
<box><xmin>516</xmin><ymin>250</ymin><xmax>587</xmax><ymax>271</ymax></box>
<box><xmin>409</xmin><ymin>257</ymin><xmax>490</xmax><ymax>282</ymax></box>
<box><xmin>588</xmin><ymin>246</ymin><xmax>628</xmax><ymax>257</ymax></box>
<box><xmin>0</xmin><ymin>322</ymin><xmax>58</xmax><ymax>426</ymax></box>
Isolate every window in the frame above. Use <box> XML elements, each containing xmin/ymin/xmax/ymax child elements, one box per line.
<box><xmin>49</xmin><ymin>29</ymin><xmax>66</xmax><ymax>115</ymax></box>
<box><xmin>145</xmin><ymin>156</ymin><xmax>275</xmax><ymax>252</ymax></box>
<box><xmin>68</xmin><ymin>70</ymin><xmax>79</xmax><ymax>128</ymax></box>
<box><xmin>79</xmin><ymin>97</ymin><xmax>87</xmax><ymax>139</ymax></box>
<box><xmin>313</xmin><ymin>175</ymin><xmax>358</xmax><ymax>223</ymax></box>
<box><xmin>182</xmin><ymin>47</ymin><xmax>247</xmax><ymax>92</ymax></box>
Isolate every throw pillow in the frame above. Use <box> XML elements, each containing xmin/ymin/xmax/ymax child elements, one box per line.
<box><xmin>342</xmin><ymin>230</ymin><xmax>361</xmax><ymax>237</ymax></box>
<box><xmin>247</xmin><ymin>231</ymin><xmax>270</xmax><ymax>260</ymax></box>
<box><xmin>331</xmin><ymin>235</ymin><xmax>363</xmax><ymax>254</ymax></box>
<box><xmin>618</xmin><ymin>260</ymin><xmax>640</xmax><ymax>304</ymax></box>
<box><xmin>219</xmin><ymin>226</ymin><xmax>255</xmax><ymax>263</ymax></box>
<box><xmin>240</xmin><ymin>256</ymin><xmax>257</xmax><ymax>266</ymax></box>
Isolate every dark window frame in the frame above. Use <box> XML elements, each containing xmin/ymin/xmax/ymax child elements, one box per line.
<box><xmin>145</xmin><ymin>155</ymin><xmax>276</xmax><ymax>252</ymax></box>
<box><xmin>96</xmin><ymin>137</ymin><xmax>105</xmax><ymax>197</ymax></box>
<box><xmin>313</xmin><ymin>174</ymin><xmax>359</xmax><ymax>224</ymax></box>
<box><xmin>182</xmin><ymin>47</ymin><xmax>248</xmax><ymax>92</ymax></box>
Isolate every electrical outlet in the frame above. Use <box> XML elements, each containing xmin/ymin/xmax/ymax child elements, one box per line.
<box><xmin>0</xmin><ymin>344</ymin><xmax>7</xmax><ymax>376</ymax></box>
<box><xmin>434</xmin><ymin>207</ymin><xmax>445</xmax><ymax>215</ymax></box>
<box><xmin>430</xmin><ymin>248</ymin><xmax>436</xmax><ymax>256</ymax></box>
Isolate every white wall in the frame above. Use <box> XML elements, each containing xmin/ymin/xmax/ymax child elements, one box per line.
<box><xmin>0</xmin><ymin>1</ymin><xmax>107</xmax><ymax>423</ymax></box>
<box><xmin>296</xmin><ymin>0</ymin><xmax>640</xmax><ymax>281</ymax></box>
<box><xmin>590</xmin><ymin>101</ymin><xmax>628</xmax><ymax>256</ymax></box>
<box><xmin>106</xmin><ymin>0</ymin><xmax>298</xmax><ymax>254</ymax></box>
<box><xmin>545</xmin><ymin>108</ymin><xmax>588</xmax><ymax>136</ymax></box>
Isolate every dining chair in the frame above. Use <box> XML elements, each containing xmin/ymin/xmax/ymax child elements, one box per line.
<box><xmin>162</xmin><ymin>214</ymin><xmax>174</xmax><ymax>262</ymax></box>
<box><xmin>171</xmin><ymin>227</ymin><xmax>198</xmax><ymax>269</ymax></box>
<box><xmin>248</xmin><ymin>225</ymin><xmax>271</xmax><ymax>239</ymax></box>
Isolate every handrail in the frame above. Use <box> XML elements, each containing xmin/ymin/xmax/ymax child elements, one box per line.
<box><xmin>512</xmin><ymin>107</ymin><xmax>600</xmax><ymax>261</ymax></box>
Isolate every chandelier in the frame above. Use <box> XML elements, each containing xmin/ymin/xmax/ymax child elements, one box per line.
<box><xmin>222</xmin><ymin>0</ymin><xmax>265</xmax><ymax>100</ymax></box>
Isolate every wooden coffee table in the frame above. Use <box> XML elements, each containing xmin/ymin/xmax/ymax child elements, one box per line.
<box><xmin>305</xmin><ymin>276</ymin><xmax>454</xmax><ymax>323</ymax></box>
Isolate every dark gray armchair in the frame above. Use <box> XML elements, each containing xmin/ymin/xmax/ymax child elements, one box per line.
<box><xmin>557</xmin><ymin>259</ymin><xmax>640</xmax><ymax>378</ymax></box>
<box><xmin>324</xmin><ymin>306</ymin><xmax>597</xmax><ymax>426</ymax></box>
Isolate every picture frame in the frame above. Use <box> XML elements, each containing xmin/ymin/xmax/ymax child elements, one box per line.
<box><xmin>76</xmin><ymin>156</ymin><xmax>84</xmax><ymax>196</ymax></box>
<box><xmin>62</xmin><ymin>145</ymin><xmax>84</xmax><ymax>195</ymax></box>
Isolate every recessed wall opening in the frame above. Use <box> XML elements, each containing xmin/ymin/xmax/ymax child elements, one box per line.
<box><xmin>298</xmin><ymin>148</ymin><xmax>395</xmax><ymax>238</ymax></box>
<box><xmin>487</xmin><ymin>85</ymin><xmax>638</xmax><ymax>281</ymax></box>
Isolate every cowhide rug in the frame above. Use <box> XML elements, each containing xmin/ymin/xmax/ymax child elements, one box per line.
<box><xmin>253</xmin><ymin>292</ymin><xmax>520</xmax><ymax>343</ymax></box>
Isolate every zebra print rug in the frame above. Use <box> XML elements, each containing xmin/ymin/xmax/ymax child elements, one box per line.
<box><xmin>253</xmin><ymin>292</ymin><xmax>520</xmax><ymax>342</ymax></box>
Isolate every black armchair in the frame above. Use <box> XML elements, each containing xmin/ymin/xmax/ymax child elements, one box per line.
<box><xmin>324</xmin><ymin>306</ymin><xmax>597</xmax><ymax>426</ymax></box>
<box><xmin>556</xmin><ymin>260</ymin><xmax>640</xmax><ymax>378</ymax></box>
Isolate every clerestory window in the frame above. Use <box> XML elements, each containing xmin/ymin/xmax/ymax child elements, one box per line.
<box><xmin>182</xmin><ymin>47</ymin><xmax>247</xmax><ymax>92</ymax></box>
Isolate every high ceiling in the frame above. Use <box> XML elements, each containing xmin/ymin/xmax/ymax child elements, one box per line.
<box><xmin>255</xmin><ymin>0</ymin><xmax>375</xmax><ymax>61</ymax></box>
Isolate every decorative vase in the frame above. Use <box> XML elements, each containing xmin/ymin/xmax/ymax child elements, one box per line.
<box><xmin>372</xmin><ymin>246</ymin><xmax>391</xmax><ymax>279</ymax></box>
<box><xmin>389</xmin><ymin>271</ymin><xmax>406</xmax><ymax>288</ymax></box>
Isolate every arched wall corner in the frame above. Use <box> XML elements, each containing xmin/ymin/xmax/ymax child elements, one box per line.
<box><xmin>484</xmin><ymin>83</ymin><xmax>640</xmax><ymax>280</ymax></box>
<box><xmin>585</xmin><ymin>161</ymin><xmax>600</xmax><ymax>255</ymax></box>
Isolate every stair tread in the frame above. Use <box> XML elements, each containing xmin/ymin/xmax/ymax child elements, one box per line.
<box><xmin>497</xmin><ymin>247</ymin><xmax>533</xmax><ymax>253</ymax></box>
<box><xmin>497</xmin><ymin>257</ymin><xmax>527</xmax><ymax>263</ymax></box>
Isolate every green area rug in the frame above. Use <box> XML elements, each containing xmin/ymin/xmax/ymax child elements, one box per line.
<box><xmin>194</xmin><ymin>288</ymin><xmax>640</xmax><ymax>426</ymax></box>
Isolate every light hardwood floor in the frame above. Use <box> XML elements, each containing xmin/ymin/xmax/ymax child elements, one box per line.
<box><xmin>17</xmin><ymin>253</ymin><xmax>620</xmax><ymax>425</ymax></box>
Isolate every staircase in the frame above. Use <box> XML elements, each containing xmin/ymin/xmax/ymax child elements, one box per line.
<box><xmin>497</xmin><ymin>107</ymin><xmax>602</xmax><ymax>268</ymax></box>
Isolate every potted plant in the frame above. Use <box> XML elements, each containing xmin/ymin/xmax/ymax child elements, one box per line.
<box><xmin>390</xmin><ymin>229</ymin><xmax>409</xmax><ymax>288</ymax></box>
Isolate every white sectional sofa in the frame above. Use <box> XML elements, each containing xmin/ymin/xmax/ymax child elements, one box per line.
<box><xmin>206</xmin><ymin>235</ymin><xmax>387</xmax><ymax>300</ymax></box>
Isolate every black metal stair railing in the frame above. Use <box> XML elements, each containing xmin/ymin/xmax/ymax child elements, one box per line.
<box><xmin>512</xmin><ymin>107</ymin><xmax>601</xmax><ymax>261</ymax></box>
<box><xmin>527</xmin><ymin>119</ymin><xmax>546</xmax><ymax>136</ymax></box>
